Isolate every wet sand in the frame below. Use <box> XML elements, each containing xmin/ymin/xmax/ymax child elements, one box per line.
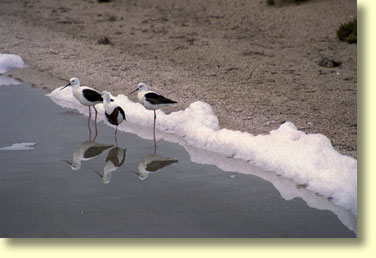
<box><xmin>0</xmin><ymin>83</ymin><xmax>355</xmax><ymax>237</ymax></box>
<box><xmin>0</xmin><ymin>0</ymin><xmax>357</xmax><ymax>157</ymax></box>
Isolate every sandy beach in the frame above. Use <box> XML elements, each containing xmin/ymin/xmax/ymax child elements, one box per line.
<box><xmin>0</xmin><ymin>0</ymin><xmax>357</xmax><ymax>157</ymax></box>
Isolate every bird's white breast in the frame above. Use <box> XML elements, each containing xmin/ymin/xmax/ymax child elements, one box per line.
<box><xmin>72</xmin><ymin>86</ymin><xmax>90</xmax><ymax>106</ymax></box>
<box><xmin>103</xmin><ymin>101</ymin><xmax>115</xmax><ymax>115</ymax></box>
<box><xmin>137</xmin><ymin>90</ymin><xmax>147</xmax><ymax>105</ymax></box>
<box><xmin>72</xmin><ymin>87</ymin><xmax>84</xmax><ymax>103</ymax></box>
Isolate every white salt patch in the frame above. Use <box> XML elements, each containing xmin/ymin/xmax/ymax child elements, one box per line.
<box><xmin>0</xmin><ymin>53</ymin><xmax>26</xmax><ymax>74</ymax></box>
<box><xmin>0</xmin><ymin>75</ymin><xmax>22</xmax><ymax>86</ymax></box>
<box><xmin>0</xmin><ymin>143</ymin><xmax>36</xmax><ymax>151</ymax></box>
<box><xmin>47</xmin><ymin>87</ymin><xmax>357</xmax><ymax>217</ymax></box>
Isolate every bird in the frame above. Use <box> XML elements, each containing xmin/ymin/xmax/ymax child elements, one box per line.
<box><xmin>130</xmin><ymin>83</ymin><xmax>177</xmax><ymax>142</ymax></box>
<box><xmin>60</xmin><ymin>77</ymin><xmax>104</xmax><ymax>129</ymax></box>
<box><xmin>64</xmin><ymin>141</ymin><xmax>113</xmax><ymax>171</ymax></box>
<box><xmin>102</xmin><ymin>91</ymin><xmax>126</xmax><ymax>142</ymax></box>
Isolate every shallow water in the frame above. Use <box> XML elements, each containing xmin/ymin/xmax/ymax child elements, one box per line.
<box><xmin>0</xmin><ymin>83</ymin><xmax>355</xmax><ymax>237</ymax></box>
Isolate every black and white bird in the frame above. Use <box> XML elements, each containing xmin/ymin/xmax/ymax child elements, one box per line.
<box><xmin>102</xmin><ymin>91</ymin><xmax>126</xmax><ymax>140</ymax></box>
<box><xmin>60</xmin><ymin>77</ymin><xmax>103</xmax><ymax>124</ymax></box>
<box><xmin>130</xmin><ymin>83</ymin><xmax>177</xmax><ymax>138</ymax></box>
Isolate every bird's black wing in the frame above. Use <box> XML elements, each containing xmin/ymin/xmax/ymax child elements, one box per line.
<box><xmin>117</xmin><ymin>106</ymin><xmax>126</xmax><ymax>120</ymax></box>
<box><xmin>106</xmin><ymin>109</ymin><xmax>119</xmax><ymax>125</ymax></box>
<box><xmin>144</xmin><ymin>92</ymin><xmax>177</xmax><ymax>105</ymax></box>
<box><xmin>82</xmin><ymin>89</ymin><xmax>103</xmax><ymax>102</ymax></box>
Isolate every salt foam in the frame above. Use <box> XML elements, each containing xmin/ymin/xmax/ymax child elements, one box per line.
<box><xmin>0</xmin><ymin>143</ymin><xmax>36</xmax><ymax>151</ymax></box>
<box><xmin>0</xmin><ymin>53</ymin><xmax>26</xmax><ymax>74</ymax></box>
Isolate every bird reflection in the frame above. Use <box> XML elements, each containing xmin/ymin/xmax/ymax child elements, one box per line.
<box><xmin>134</xmin><ymin>152</ymin><xmax>178</xmax><ymax>180</ymax></box>
<box><xmin>64</xmin><ymin>141</ymin><xmax>113</xmax><ymax>171</ymax></box>
<box><xmin>95</xmin><ymin>146</ymin><xmax>126</xmax><ymax>184</ymax></box>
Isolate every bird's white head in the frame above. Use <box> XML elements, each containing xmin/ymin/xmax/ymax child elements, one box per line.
<box><xmin>69</xmin><ymin>77</ymin><xmax>80</xmax><ymax>86</ymax></box>
<box><xmin>138</xmin><ymin>83</ymin><xmax>148</xmax><ymax>91</ymax></box>
<box><xmin>130</xmin><ymin>82</ymin><xmax>148</xmax><ymax>94</ymax></box>
<box><xmin>102</xmin><ymin>91</ymin><xmax>112</xmax><ymax>103</ymax></box>
<box><xmin>60</xmin><ymin>77</ymin><xmax>80</xmax><ymax>91</ymax></box>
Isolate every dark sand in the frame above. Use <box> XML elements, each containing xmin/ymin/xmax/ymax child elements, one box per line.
<box><xmin>0</xmin><ymin>0</ymin><xmax>357</xmax><ymax>157</ymax></box>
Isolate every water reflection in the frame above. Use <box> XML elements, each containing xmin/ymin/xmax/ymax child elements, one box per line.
<box><xmin>130</xmin><ymin>137</ymin><xmax>178</xmax><ymax>180</ymax></box>
<box><xmin>96</xmin><ymin>146</ymin><xmax>127</xmax><ymax>184</ymax></box>
<box><xmin>64</xmin><ymin>141</ymin><xmax>113</xmax><ymax>170</ymax></box>
<box><xmin>134</xmin><ymin>152</ymin><xmax>178</xmax><ymax>180</ymax></box>
<box><xmin>64</xmin><ymin>129</ymin><xmax>178</xmax><ymax>183</ymax></box>
<box><xmin>185</xmin><ymin>144</ymin><xmax>358</xmax><ymax>234</ymax></box>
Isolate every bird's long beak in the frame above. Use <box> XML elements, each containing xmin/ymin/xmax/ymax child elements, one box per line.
<box><xmin>60</xmin><ymin>82</ymin><xmax>71</xmax><ymax>91</ymax></box>
<box><xmin>130</xmin><ymin>88</ymin><xmax>138</xmax><ymax>94</ymax></box>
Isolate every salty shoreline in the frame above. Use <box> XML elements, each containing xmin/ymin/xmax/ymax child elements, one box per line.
<box><xmin>0</xmin><ymin>0</ymin><xmax>357</xmax><ymax>157</ymax></box>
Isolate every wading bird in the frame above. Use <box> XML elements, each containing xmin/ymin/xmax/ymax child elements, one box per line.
<box><xmin>102</xmin><ymin>91</ymin><xmax>126</xmax><ymax>143</ymax></box>
<box><xmin>60</xmin><ymin>78</ymin><xmax>104</xmax><ymax>136</ymax></box>
<box><xmin>130</xmin><ymin>83</ymin><xmax>177</xmax><ymax>144</ymax></box>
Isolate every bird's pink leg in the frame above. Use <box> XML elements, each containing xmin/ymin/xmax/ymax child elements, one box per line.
<box><xmin>93</xmin><ymin>105</ymin><xmax>98</xmax><ymax>124</ymax></box>
<box><xmin>153</xmin><ymin>110</ymin><xmax>157</xmax><ymax>153</ymax></box>
<box><xmin>88</xmin><ymin>106</ymin><xmax>92</xmax><ymax>120</ymax></box>
<box><xmin>88</xmin><ymin>106</ymin><xmax>92</xmax><ymax>141</ymax></box>
<box><xmin>93</xmin><ymin>105</ymin><xmax>98</xmax><ymax>139</ymax></box>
